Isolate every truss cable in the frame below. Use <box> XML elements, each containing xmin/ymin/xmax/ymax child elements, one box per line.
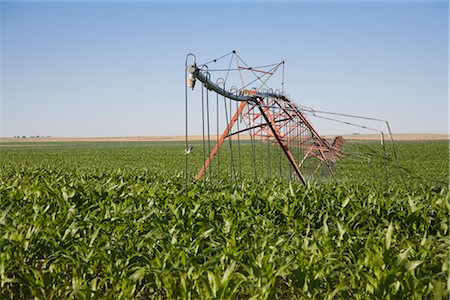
<box><xmin>233</xmin><ymin>53</ymin><xmax>281</xmax><ymax>70</ymax></box>
<box><xmin>297</xmin><ymin>104</ymin><xmax>408</xmax><ymax>185</ymax></box>
<box><xmin>253</xmin><ymin>62</ymin><xmax>281</xmax><ymax>69</ymax></box>
<box><xmin>340</xmin><ymin>149</ymin><xmax>373</xmax><ymax>161</ymax></box>
<box><xmin>301</xmin><ymin>112</ymin><xmax>380</xmax><ymax>133</ymax></box>
<box><xmin>238</xmin><ymin>64</ymin><xmax>281</xmax><ymax>91</ymax></box>
<box><xmin>235</xmin><ymin>52</ymin><xmax>281</xmax><ymax>90</ymax></box>
<box><xmin>297</xmin><ymin>105</ymin><xmax>385</xmax><ymax>122</ymax></box>
<box><xmin>281</xmin><ymin>61</ymin><xmax>285</xmax><ymax>94</ymax></box>
<box><xmin>258</xmin><ymin>64</ymin><xmax>282</xmax><ymax>90</ymax></box>
<box><xmin>300</xmin><ymin>105</ymin><xmax>406</xmax><ymax>184</ymax></box>
<box><xmin>207</xmin><ymin>63</ymin><xmax>281</xmax><ymax>72</ymax></box>
<box><xmin>225</xmin><ymin>117</ymin><xmax>291</xmax><ymax>138</ymax></box>
<box><xmin>224</xmin><ymin>53</ymin><xmax>235</xmax><ymax>84</ymax></box>
<box><xmin>300</xmin><ymin>108</ymin><xmax>402</xmax><ymax>185</ymax></box>
<box><xmin>340</xmin><ymin>141</ymin><xmax>396</xmax><ymax>184</ymax></box>
<box><xmin>198</xmin><ymin>51</ymin><xmax>235</xmax><ymax>67</ymax></box>
<box><xmin>397</xmin><ymin>164</ymin><xmax>447</xmax><ymax>185</ymax></box>
<box><xmin>206</xmin><ymin>62</ymin><xmax>283</xmax><ymax>73</ymax></box>
<box><xmin>234</xmin><ymin>54</ymin><xmax>246</xmax><ymax>92</ymax></box>
<box><xmin>207</xmin><ymin>68</ymin><xmax>242</xmax><ymax>72</ymax></box>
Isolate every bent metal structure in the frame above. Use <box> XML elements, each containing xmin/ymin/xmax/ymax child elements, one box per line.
<box><xmin>184</xmin><ymin>51</ymin><xmax>345</xmax><ymax>185</ymax></box>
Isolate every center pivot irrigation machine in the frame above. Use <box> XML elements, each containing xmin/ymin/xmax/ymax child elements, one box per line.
<box><xmin>184</xmin><ymin>51</ymin><xmax>404</xmax><ymax>188</ymax></box>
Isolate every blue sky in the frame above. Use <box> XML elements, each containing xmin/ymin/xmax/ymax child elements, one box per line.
<box><xmin>1</xmin><ymin>1</ymin><xmax>448</xmax><ymax>137</ymax></box>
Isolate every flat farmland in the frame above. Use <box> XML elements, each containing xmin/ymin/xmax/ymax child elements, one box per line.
<box><xmin>0</xmin><ymin>140</ymin><xmax>448</xmax><ymax>298</ymax></box>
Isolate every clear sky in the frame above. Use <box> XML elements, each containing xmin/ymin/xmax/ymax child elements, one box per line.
<box><xmin>1</xmin><ymin>0</ymin><xmax>448</xmax><ymax>137</ymax></box>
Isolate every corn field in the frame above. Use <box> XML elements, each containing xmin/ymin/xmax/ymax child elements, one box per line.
<box><xmin>0</xmin><ymin>140</ymin><xmax>448</xmax><ymax>298</ymax></box>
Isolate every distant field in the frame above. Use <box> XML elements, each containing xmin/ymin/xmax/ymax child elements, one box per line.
<box><xmin>337</xmin><ymin>133</ymin><xmax>450</xmax><ymax>141</ymax></box>
<box><xmin>0</xmin><ymin>140</ymin><xmax>448</xmax><ymax>298</ymax></box>
<box><xmin>1</xmin><ymin>133</ymin><xmax>448</xmax><ymax>145</ymax></box>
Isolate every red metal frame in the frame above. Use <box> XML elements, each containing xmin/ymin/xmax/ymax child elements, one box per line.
<box><xmin>195</xmin><ymin>93</ymin><xmax>344</xmax><ymax>183</ymax></box>
<box><xmin>195</xmin><ymin>101</ymin><xmax>247</xmax><ymax>180</ymax></box>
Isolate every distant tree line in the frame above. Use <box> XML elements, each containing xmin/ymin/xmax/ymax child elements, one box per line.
<box><xmin>13</xmin><ymin>136</ymin><xmax>51</xmax><ymax>138</ymax></box>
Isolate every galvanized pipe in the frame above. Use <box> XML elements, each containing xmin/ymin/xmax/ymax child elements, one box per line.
<box><xmin>187</xmin><ymin>65</ymin><xmax>251</xmax><ymax>102</ymax></box>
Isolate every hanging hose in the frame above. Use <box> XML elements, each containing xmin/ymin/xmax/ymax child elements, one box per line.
<box><xmin>266</xmin><ymin>99</ymin><xmax>271</xmax><ymax>180</ymax></box>
<box><xmin>385</xmin><ymin>121</ymin><xmax>407</xmax><ymax>188</ymax></box>
<box><xmin>229</xmin><ymin>98</ymin><xmax>235</xmax><ymax>185</ymax></box>
<box><xmin>201</xmin><ymin>82</ymin><xmax>206</xmax><ymax>188</ymax></box>
<box><xmin>250</xmin><ymin>114</ymin><xmax>257</xmax><ymax>181</ymax></box>
<box><xmin>185</xmin><ymin>53</ymin><xmax>196</xmax><ymax>193</ymax></box>
<box><xmin>236</xmin><ymin>101</ymin><xmax>242</xmax><ymax>182</ymax></box>
<box><xmin>206</xmin><ymin>79</ymin><xmax>212</xmax><ymax>186</ymax></box>
<box><xmin>381</xmin><ymin>132</ymin><xmax>389</xmax><ymax>186</ymax></box>
<box><xmin>223</xmin><ymin>89</ymin><xmax>234</xmax><ymax>188</ymax></box>
<box><xmin>185</xmin><ymin>61</ymin><xmax>188</xmax><ymax>192</ymax></box>
<box><xmin>216</xmin><ymin>88</ymin><xmax>220</xmax><ymax>185</ymax></box>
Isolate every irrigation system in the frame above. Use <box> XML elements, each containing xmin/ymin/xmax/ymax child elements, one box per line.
<box><xmin>184</xmin><ymin>51</ymin><xmax>403</xmax><ymax>188</ymax></box>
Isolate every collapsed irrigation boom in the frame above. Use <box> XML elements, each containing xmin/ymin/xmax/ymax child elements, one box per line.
<box><xmin>184</xmin><ymin>51</ymin><xmax>404</xmax><ymax>187</ymax></box>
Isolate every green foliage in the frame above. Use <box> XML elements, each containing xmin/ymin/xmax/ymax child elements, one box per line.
<box><xmin>0</xmin><ymin>141</ymin><xmax>448</xmax><ymax>298</ymax></box>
